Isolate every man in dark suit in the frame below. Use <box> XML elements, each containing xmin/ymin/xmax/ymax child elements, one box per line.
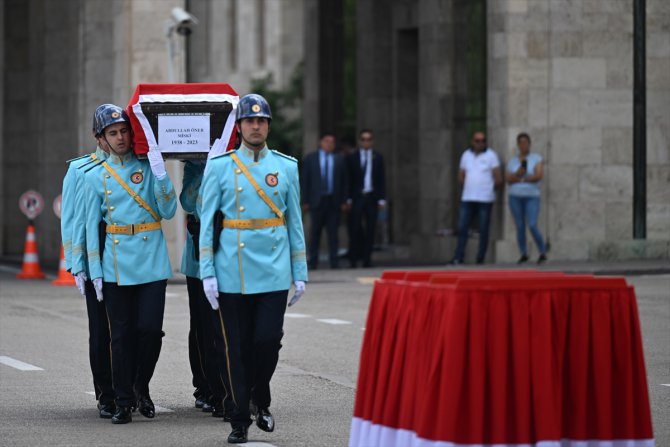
<box><xmin>301</xmin><ymin>133</ymin><xmax>348</xmax><ymax>269</ymax></box>
<box><xmin>346</xmin><ymin>129</ymin><xmax>386</xmax><ymax>268</ymax></box>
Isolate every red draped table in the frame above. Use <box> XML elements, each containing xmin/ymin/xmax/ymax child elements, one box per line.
<box><xmin>349</xmin><ymin>270</ymin><xmax>655</xmax><ymax>447</ymax></box>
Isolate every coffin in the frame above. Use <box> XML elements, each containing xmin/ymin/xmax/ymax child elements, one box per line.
<box><xmin>127</xmin><ymin>83</ymin><xmax>239</xmax><ymax>159</ymax></box>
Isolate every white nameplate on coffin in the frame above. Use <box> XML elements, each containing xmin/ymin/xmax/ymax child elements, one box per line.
<box><xmin>158</xmin><ymin>113</ymin><xmax>211</xmax><ymax>153</ymax></box>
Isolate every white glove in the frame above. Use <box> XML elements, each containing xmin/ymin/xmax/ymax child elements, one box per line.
<box><xmin>202</xmin><ymin>276</ymin><xmax>219</xmax><ymax>310</ymax></box>
<box><xmin>205</xmin><ymin>139</ymin><xmax>224</xmax><ymax>176</ymax></box>
<box><xmin>207</xmin><ymin>138</ymin><xmax>225</xmax><ymax>160</ymax></box>
<box><xmin>147</xmin><ymin>146</ymin><xmax>167</xmax><ymax>180</ymax></box>
<box><xmin>93</xmin><ymin>278</ymin><xmax>104</xmax><ymax>302</ymax></box>
<box><xmin>75</xmin><ymin>272</ymin><xmax>87</xmax><ymax>297</ymax></box>
<box><xmin>288</xmin><ymin>281</ymin><xmax>306</xmax><ymax>307</ymax></box>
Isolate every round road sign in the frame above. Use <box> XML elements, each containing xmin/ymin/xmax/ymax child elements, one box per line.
<box><xmin>53</xmin><ymin>194</ymin><xmax>62</xmax><ymax>219</ymax></box>
<box><xmin>18</xmin><ymin>190</ymin><xmax>45</xmax><ymax>220</ymax></box>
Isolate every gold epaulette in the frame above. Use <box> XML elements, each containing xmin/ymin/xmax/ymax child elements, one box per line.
<box><xmin>82</xmin><ymin>159</ymin><xmax>105</xmax><ymax>173</ymax></box>
<box><xmin>209</xmin><ymin>150</ymin><xmax>235</xmax><ymax>160</ymax></box>
<box><xmin>76</xmin><ymin>153</ymin><xmax>102</xmax><ymax>170</ymax></box>
<box><xmin>271</xmin><ymin>150</ymin><xmax>297</xmax><ymax>163</ymax></box>
<box><xmin>65</xmin><ymin>153</ymin><xmax>91</xmax><ymax>164</ymax></box>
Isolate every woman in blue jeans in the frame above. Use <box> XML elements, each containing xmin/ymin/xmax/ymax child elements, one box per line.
<box><xmin>506</xmin><ymin>133</ymin><xmax>547</xmax><ymax>264</ymax></box>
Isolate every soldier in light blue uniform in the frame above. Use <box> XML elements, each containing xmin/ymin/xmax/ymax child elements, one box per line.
<box><xmin>199</xmin><ymin>93</ymin><xmax>307</xmax><ymax>444</ymax></box>
<box><xmin>82</xmin><ymin>103</ymin><xmax>177</xmax><ymax>424</ymax></box>
<box><xmin>180</xmin><ymin>160</ymin><xmax>230</xmax><ymax>417</ymax></box>
<box><xmin>60</xmin><ymin>105</ymin><xmax>114</xmax><ymax>418</ymax></box>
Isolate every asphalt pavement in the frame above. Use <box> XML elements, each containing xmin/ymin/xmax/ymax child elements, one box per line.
<box><xmin>0</xmin><ymin>261</ymin><xmax>668</xmax><ymax>446</ymax></box>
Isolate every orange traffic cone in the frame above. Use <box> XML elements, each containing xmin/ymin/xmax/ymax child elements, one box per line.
<box><xmin>52</xmin><ymin>245</ymin><xmax>76</xmax><ymax>286</ymax></box>
<box><xmin>16</xmin><ymin>223</ymin><xmax>46</xmax><ymax>279</ymax></box>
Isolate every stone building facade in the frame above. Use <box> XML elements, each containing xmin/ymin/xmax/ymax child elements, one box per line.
<box><xmin>1</xmin><ymin>0</ymin><xmax>667</xmax><ymax>266</ymax></box>
<box><xmin>0</xmin><ymin>0</ymin><xmax>304</xmax><ymax>267</ymax></box>
<box><xmin>304</xmin><ymin>0</ymin><xmax>669</xmax><ymax>263</ymax></box>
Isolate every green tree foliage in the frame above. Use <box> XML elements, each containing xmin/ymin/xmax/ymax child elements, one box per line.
<box><xmin>250</xmin><ymin>62</ymin><xmax>304</xmax><ymax>159</ymax></box>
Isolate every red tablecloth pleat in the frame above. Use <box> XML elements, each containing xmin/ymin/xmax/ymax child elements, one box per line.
<box><xmin>351</xmin><ymin>271</ymin><xmax>654</xmax><ymax>447</ymax></box>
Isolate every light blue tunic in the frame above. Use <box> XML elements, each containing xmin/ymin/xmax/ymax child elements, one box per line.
<box><xmin>69</xmin><ymin>147</ymin><xmax>108</xmax><ymax>276</ymax></box>
<box><xmin>198</xmin><ymin>145</ymin><xmax>308</xmax><ymax>294</ymax></box>
<box><xmin>83</xmin><ymin>151</ymin><xmax>177</xmax><ymax>285</ymax></box>
<box><xmin>179</xmin><ymin>161</ymin><xmax>205</xmax><ymax>279</ymax></box>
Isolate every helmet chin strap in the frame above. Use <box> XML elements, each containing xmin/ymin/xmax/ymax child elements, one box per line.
<box><xmin>103</xmin><ymin>134</ymin><xmax>122</xmax><ymax>158</ymax></box>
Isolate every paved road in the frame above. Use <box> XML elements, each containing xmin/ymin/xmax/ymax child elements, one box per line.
<box><xmin>0</xmin><ymin>266</ymin><xmax>668</xmax><ymax>446</ymax></box>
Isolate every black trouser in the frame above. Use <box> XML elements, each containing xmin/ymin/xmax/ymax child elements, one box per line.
<box><xmin>84</xmin><ymin>279</ymin><xmax>114</xmax><ymax>405</ymax></box>
<box><xmin>309</xmin><ymin>195</ymin><xmax>340</xmax><ymax>268</ymax></box>
<box><xmin>349</xmin><ymin>193</ymin><xmax>378</xmax><ymax>266</ymax></box>
<box><xmin>211</xmin><ymin>290</ymin><xmax>288</xmax><ymax>428</ymax></box>
<box><xmin>103</xmin><ymin>280</ymin><xmax>166</xmax><ymax>408</ymax></box>
<box><xmin>187</xmin><ymin>276</ymin><xmax>228</xmax><ymax>405</ymax></box>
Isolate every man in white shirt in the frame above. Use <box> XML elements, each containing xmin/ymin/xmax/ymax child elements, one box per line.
<box><xmin>450</xmin><ymin>131</ymin><xmax>502</xmax><ymax>264</ymax></box>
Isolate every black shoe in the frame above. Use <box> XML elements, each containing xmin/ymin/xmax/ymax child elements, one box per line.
<box><xmin>537</xmin><ymin>254</ymin><xmax>547</xmax><ymax>264</ymax></box>
<box><xmin>227</xmin><ymin>426</ymin><xmax>248</xmax><ymax>444</ymax></box>
<box><xmin>211</xmin><ymin>401</ymin><xmax>224</xmax><ymax>418</ymax></box>
<box><xmin>98</xmin><ymin>402</ymin><xmax>116</xmax><ymax>419</ymax></box>
<box><xmin>362</xmin><ymin>260</ymin><xmax>372</xmax><ymax>268</ymax></box>
<box><xmin>256</xmin><ymin>407</ymin><xmax>274</xmax><ymax>432</ymax></box>
<box><xmin>138</xmin><ymin>395</ymin><xmax>155</xmax><ymax>419</ymax></box>
<box><xmin>195</xmin><ymin>396</ymin><xmax>206</xmax><ymax>409</ymax></box>
<box><xmin>447</xmin><ymin>258</ymin><xmax>462</xmax><ymax>266</ymax></box>
<box><xmin>111</xmin><ymin>406</ymin><xmax>132</xmax><ymax>424</ymax></box>
<box><xmin>202</xmin><ymin>400</ymin><xmax>213</xmax><ymax>413</ymax></box>
<box><xmin>517</xmin><ymin>254</ymin><xmax>529</xmax><ymax>264</ymax></box>
<box><xmin>475</xmin><ymin>259</ymin><xmax>484</xmax><ymax>265</ymax></box>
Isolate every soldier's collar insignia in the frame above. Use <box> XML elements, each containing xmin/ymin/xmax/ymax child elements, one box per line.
<box><xmin>240</xmin><ymin>144</ymin><xmax>269</xmax><ymax>161</ymax></box>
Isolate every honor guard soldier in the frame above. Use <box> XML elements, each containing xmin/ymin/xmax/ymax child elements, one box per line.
<box><xmin>60</xmin><ymin>105</ymin><xmax>114</xmax><ymax>419</ymax></box>
<box><xmin>180</xmin><ymin>159</ymin><xmax>231</xmax><ymax>418</ymax></box>
<box><xmin>82</xmin><ymin>103</ymin><xmax>177</xmax><ymax>424</ymax></box>
<box><xmin>199</xmin><ymin>93</ymin><xmax>308</xmax><ymax>444</ymax></box>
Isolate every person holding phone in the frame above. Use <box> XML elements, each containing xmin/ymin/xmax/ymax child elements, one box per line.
<box><xmin>505</xmin><ymin>132</ymin><xmax>547</xmax><ymax>264</ymax></box>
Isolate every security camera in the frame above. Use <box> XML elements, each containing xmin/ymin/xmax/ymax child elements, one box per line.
<box><xmin>171</xmin><ymin>7</ymin><xmax>198</xmax><ymax>36</ymax></box>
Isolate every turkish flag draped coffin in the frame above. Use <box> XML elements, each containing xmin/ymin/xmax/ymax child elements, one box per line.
<box><xmin>127</xmin><ymin>83</ymin><xmax>239</xmax><ymax>159</ymax></box>
<box><xmin>349</xmin><ymin>270</ymin><xmax>655</xmax><ymax>447</ymax></box>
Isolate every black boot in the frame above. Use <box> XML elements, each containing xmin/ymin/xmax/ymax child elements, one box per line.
<box><xmin>256</xmin><ymin>407</ymin><xmax>275</xmax><ymax>432</ymax></box>
<box><xmin>227</xmin><ymin>426</ymin><xmax>248</xmax><ymax>444</ymax></box>
<box><xmin>137</xmin><ymin>395</ymin><xmax>155</xmax><ymax>418</ymax></box>
<box><xmin>111</xmin><ymin>406</ymin><xmax>132</xmax><ymax>424</ymax></box>
<box><xmin>98</xmin><ymin>402</ymin><xmax>116</xmax><ymax>419</ymax></box>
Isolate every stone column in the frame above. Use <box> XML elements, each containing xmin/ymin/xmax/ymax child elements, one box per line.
<box><xmin>0</xmin><ymin>0</ymin><xmax>5</xmax><ymax>255</ymax></box>
<box><xmin>302</xmin><ymin>0</ymin><xmax>320</xmax><ymax>151</ymax></box>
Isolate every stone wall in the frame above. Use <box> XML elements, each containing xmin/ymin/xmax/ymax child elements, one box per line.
<box><xmin>188</xmin><ymin>0</ymin><xmax>304</xmax><ymax>93</ymax></box>
<box><xmin>2</xmin><ymin>0</ymin><xmax>84</xmax><ymax>263</ymax></box>
<box><xmin>491</xmin><ymin>0</ymin><xmax>670</xmax><ymax>262</ymax></box>
<box><xmin>1</xmin><ymin>0</ymin><xmax>186</xmax><ymax>267</ymax></box>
